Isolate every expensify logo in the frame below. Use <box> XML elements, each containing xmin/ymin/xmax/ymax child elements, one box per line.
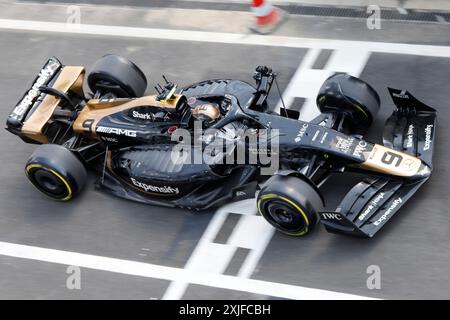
<box><xmin>12</xmin><ymin>59</ymin><xmax>60</xmax><ymax>117</ymax></box>
<box><xmin>423</xmin><ymin>124</ymin><xmax>433</xmax><ymax>151</ymax></box>
<box><xmin>131</xmin><ymin>177</ymin><xmax>179</xmax><ymax>195</ymax></box>
<box><xmin>373</xmin><ymin>197</ymin><xmax>402</xmax><ymax>226</ymax></box>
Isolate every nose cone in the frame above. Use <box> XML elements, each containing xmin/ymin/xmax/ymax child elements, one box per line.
<box><xmin>415</xmin><ymin>163</ymin><xmax>432</xmax><ymax>179</ymax></box>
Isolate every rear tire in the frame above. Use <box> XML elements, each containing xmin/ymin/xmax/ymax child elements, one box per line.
<box><xmin>257</xmin><ymin>174</ymin><xmax>323</xmax><ymax>236</ymax></box>
<box><xmin>317</xmin><ymin>73</ymin><xmax>380</xmax><ymax>134</ymax></box>
<box><xmin>25</xmin><ymin>145</ymin><xmax>87</xmax><ymax>201</ymax></box>
<box><xmin>87</xmin><ymin>54</ymin><xmax>147</xmax><ymax>98</ymax></box>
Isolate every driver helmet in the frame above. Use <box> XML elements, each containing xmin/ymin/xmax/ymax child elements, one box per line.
<box><xmin>192</xmin><ymin>103</ymin><xmax>221</xmax><ymax>126</ymax></box>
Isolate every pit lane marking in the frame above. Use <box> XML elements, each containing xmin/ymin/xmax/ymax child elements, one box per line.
<box><xmin>163</xmin><ymin>199</ymin><xmax>275</xmax><ymax>299</ymax></box>
<box><xmin>0</xmin><ymin>240</ymin><xmax>376</xmax><ymax>299</ymax></box>
<box><xmin>1</xmin><ymin>18</ymin><xmax>450</xmax><ymax>58</ymax></box>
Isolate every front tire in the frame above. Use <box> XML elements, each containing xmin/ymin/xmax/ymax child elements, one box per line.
<box><xmin>317</xmin><ymin>73</ymin><xmax>380</xmax><ymax>134</ymax></box>
<box><xmin>257</xmin><ymin>174</ymin><xmax>323</xmax><ymax>236</ymax></box>
<box><xmin>25</xmin><ymin>145</ymin><xmax>87</xmax><ymax>201</ymax></box>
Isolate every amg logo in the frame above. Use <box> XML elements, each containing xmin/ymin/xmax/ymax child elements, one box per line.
<box><xmin>373</xmin><ymin>197</ymin><xmax>402</xmax><ymax>226</ymax></box>
<box><xmin>321</xmin><ymin>213</ymin><xmax>342</xmax><ymax>221</ymax></box>
<box><xmin>132</xmin><ymin>110</ymin><xmax>153</xmax><ymax>120</ymax></box>
<box><xmin>423</xmin><ymin>124</ymin><xmax>433</xmax><ymax>151</ymax></box>
<box><xmin>12</xmin><ymin>59</ymin><xmax>60</xmax><ymax>117</ymax></box>
<box><xmin>294</xmin><ymin>124</ymin><xmax>308</xmax><ymax>143</ymax></box>
<box><xmin>406</xmin><ymin>124</ymin><xmax>415</xmax><ymax>148</ymax></box>
<box><xmin>358</xmin><ymin>192</ymin><xmax>385</xmax><ymax>221</ymax></box>
<box><xmin>131</xmin><ymin>178</ymin><xmax>179</xmax><ymax>195</ymax></box>
<box><xmin>97</xmin><ymin>126</ymin><xmax>137</xmax><ymax>138</ymax></box>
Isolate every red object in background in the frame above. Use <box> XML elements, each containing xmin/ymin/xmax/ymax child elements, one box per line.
<box><xmin>250</xmin><ymin>0</ymin><xmax>287</xmax><ymax>34</ymax></box>
<box><xmin>168</xmin><ymin>125</ymin><xmax>178</xmax><ymax>135</ymax></box>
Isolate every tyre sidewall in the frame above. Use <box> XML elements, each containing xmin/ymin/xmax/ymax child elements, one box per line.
<box><xmin>25</xmin><ymin>145</ymin><xmax>87</xmax><ymax>201</ymax></box>
<box><xmin>257</xmin><ymin>175</ymin><xmax>323</xmax><ymax>236</ymax></box>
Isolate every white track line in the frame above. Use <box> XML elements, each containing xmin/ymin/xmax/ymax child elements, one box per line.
<box><xmin>0</xmin><ymin>241</ymin><xmax>376</xmax><ymax>300</ymax></box>
<box><xmin>163</xmin><ymin>207</ymin><xmax>231</xmax><ymax>300</ymax></box>
<box><xmin>1</xmin><ymin>19</ymin><xmax>450</xmax><ymax>57</ymax></box>
<box><xmin>163</xmin><ymin>199</ymin><xmax>275</xmax><ymax>299</ymax></box>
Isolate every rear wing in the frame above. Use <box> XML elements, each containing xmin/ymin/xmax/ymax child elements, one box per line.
<box><xmin>6</xmin><ymin>57</ymin><xmax>62</xmax><ymax>134</ymax></box>
<box><xmin>320</xmin><ymin>89</ymin><xmax>436</xmax><ymax>237</ymax></box>
<box><xmin>5</xmin><ymin>57</ymin><xmax>85</xmax><ymax>144</ymax></box>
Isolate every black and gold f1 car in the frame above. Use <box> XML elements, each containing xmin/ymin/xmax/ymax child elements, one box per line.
<box><xmin>6</xmin><ymin>55</ymin><xmax>436</xmax><ymax>238</ymax></box>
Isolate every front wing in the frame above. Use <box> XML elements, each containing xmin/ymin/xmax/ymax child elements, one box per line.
<box><xmin>319</xmin><ymin>88</ymin><xmax>436</xmax><ymax>237</ymax></box>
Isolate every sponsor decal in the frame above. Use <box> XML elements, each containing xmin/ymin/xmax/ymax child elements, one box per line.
<box><xmin>405</xmin><ymin>124</ymin><xmax>415</xmax><ymax>148</ymax></box>
<box><xmin>312</xmin><ymin>130</ymin><xmax>321</xmax><ymax>142</ymax></box>
<box><xmin>373</xmin><ymin>197</ymin><xmax>402</xmax><ymax>226</ymax></box>
<box><xmin>423</xmin><ymin>124</ymin><xmax>433</xmax><ymax>151</ymax></box>
<box><xmin>320</xmin><ymin>132</ymin><xmax>328</xmax><ymax>144</ymax></box>
<box><xmin>321</xmin><ymin>213</ymin><xmax>342</xmax><ymax>221</ymax></box>
<box><xmin>294</xmin><ymin>124</ymin><xmax>308</xmax><ymax>143</ymax></box>
<box><xmin>130</xmin><ymin>177</ymin><xmax>180</xmax><ymax>195</ymax></box>
<box><xmin>335</xmin><ymin>136</ymin><xmax>354</xmax><ymax>154</ymax></box>
<box><xmin>82</xmin><ymin>119</ymin><xmax>95</xmax><ymax>133</ymax></box>
<box><xmin>392</xmin><ymin>91</ymin><xmax>409</xmax><ymax>99</ymax></box>
<box><xmin>353</xmin><ymin>140</ymin><xmax>368</xmax><ymax>158</ymax></box>
<box><xmin>132</xmin><ymin>110</ymin><xmax>153</xmax><ymax>120</ymax></box>
<box><xmin>187</xmin><ymin>97</ymin><xmax>196</xmax><ymax>105</ymax></box>
<box><xmin>12</xmin><ymin>59</ymin><xmax>60</xmax><ymax>118</ymax></box>
<box><xmin>96</xmin><ymin>126</ymin><xmax>137</xmax><ymax>138</ymax></box>
<box><xmin>101</xmin><ymin>136</ymin><xmax>118</xmax><ymax>143</ymax></box>
<box><xmin>358</xmin><ymin>192</ymin><xmax>385</xmax><ymax>221</ymax></box>
<box><xmin>401</xmin><ymin>158</ymin><xmax>416</xmax><ymax>171</ymax></box>
<box><xmin>381</xmin><ymin>150</ymin><xmax>403</xmax><ymax>167</ymax></box>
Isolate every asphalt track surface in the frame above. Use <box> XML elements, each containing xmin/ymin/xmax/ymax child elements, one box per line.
<box><xmin>0</xmin><ymin>3</ymin><xmax>450</xmax><ymax>300</ymax></box>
